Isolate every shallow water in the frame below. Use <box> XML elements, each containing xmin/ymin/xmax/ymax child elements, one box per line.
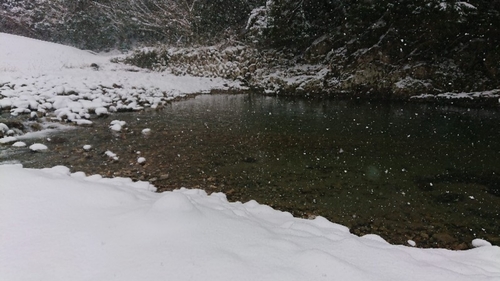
<box><xmin>2</xmin><ymin>93</ymin><xmax>500</xmax><ymax>248</ymax></box>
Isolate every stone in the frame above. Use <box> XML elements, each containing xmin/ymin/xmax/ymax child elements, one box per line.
<box><xmin>455</xmin><ymin>243</ymin><xmax>469</xmax><ymax>250</ymax></box>
<box><xmin>432</xmin><ymin>233</ymin><xmax>456</xmax><ymax>244</ymax></box>
<box><xmin>419</xmin><ymin>232</ymin><xmax>429</xmax><ymax>239</ymax></box>
<box><xmin>248</xmin><ymin>64</ymin><xmax>257</xmax><ymax>73</ymax></box>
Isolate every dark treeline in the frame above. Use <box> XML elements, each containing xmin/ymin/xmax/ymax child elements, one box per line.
<box><xmin>1</xmin><ymin>0</ymin><xmax>499</xmax><ymax>54</ymax></box>
<box><xmin>0</xmin><ymin>0</ymin><xmax>264</xmax><ymax>50</ymax></box>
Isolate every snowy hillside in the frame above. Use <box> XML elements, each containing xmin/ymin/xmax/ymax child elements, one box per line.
<box><xmin>0</xmin><ymin>32</ymin><xmax>110</xmax><ymax>72</ymax></box>
<box><xmin>0</xmin><ymin>33</ymin><xmax>500</xmax><ymax>281</ymax></box>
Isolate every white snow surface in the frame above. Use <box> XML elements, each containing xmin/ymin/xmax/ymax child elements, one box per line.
<box><xmin>473</xmin><ymin>239</ymin><xmax>493</xmax><ymax>248</ymax></box>
<box><xmin>104</xmin><ymin>150</ymin><xmax>118</xmax><ymax>160</ymax></box>
<box><xmin>0</xmin><ymin>165</ymin><xmax>499</xmax><ymax>281</ymax></box>
<box><xmin>411</xmin><ymin>89</ymin><xmax>500</xmax><ymax>100</ymax></box>
<box><xmin>109</xmin><ymin>120</ymin><xmax>126</xmax><ymax>132</ymax></box>
<box><xmin>0</xmin><ymin>33</ymin><xmax>241</xmax><ymax>122</ymax></box>
<box><xmin>0</xmin><ymin>136</ymin><xmax>17</xmax><ymax>144</ymax></box>
<box><xmin>11</xmin><ymin>141</ymin><xmax>26</xmax><ymax>147</ymax></box>
<box><xmin>29</xmin><ymin>143</ymin><xmax>48</xmax><ymax>151</ymax></box>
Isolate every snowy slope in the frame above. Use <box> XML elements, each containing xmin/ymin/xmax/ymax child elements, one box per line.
<box><xmin>0</xmin><ymin>164</ymin><xmax>499</xmax><ymax>281</ymax></box>
<box><xmin>0</xmin><ymin>32</ymin><xmax>109</xmax><ymax>72</ymax></box>
<box><xmin>0</xmin><ymin>33</ymin><xmax>241</xmax><ymax>123</ymax></box>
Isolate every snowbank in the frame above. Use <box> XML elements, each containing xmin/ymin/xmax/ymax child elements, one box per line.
<box><xmin>0</xmin><ymin>33</ymin><xmax>241</xmax><ymax>124</ymax></box>
<box><xmin>0</xmin><ymin>32</ymin><xmax>108</xmax><ymax>73</ymax></box>
<box><xmin>0</xmin><ymin>164</ymin><xmax>499</xmax><ymax>281</ymax></box>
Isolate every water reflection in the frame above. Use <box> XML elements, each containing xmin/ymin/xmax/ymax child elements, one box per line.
<box><xmin>2</xmin><ymin>93</ymin><xmax>499</xmax><ymax>248</ymax></box>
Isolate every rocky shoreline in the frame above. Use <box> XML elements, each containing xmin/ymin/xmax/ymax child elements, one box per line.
<box><xmin>120</xmin><ymin>44</ymin><xmax>500</xmax><ymax>108</ymax></box>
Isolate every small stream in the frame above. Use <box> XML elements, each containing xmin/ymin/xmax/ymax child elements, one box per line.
<box><xmin>2</xmin><ymin>93</ymin><xmax>499</xmax><ymax>249</ymax></box>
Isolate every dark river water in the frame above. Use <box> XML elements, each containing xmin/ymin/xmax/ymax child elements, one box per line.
<box><xmin>2</xmin><ymin>93</ymin><xmax>500</xmax><ymax>249</ymax></box>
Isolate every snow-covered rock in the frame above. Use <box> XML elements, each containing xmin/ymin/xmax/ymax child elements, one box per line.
<box><xmin>110</xmin><ymin>120</ymin><xmax>126</xmax><ymax>132</ymax></box>
<box><xmin>11</xmin><ymin>141</ymin><xmax>26</xmax><ymax>147</ymax></box>
<box><xmin>0</xmin><ymin>136</ymin><xmax>18</xmax><ymax>144</ymax></box>
<box><xmin>0</xmin><ymin>123</ymin><xmax>9</xmax><ymax>135</ymax></box>
<box><xmin>104</xmin><ymin>150</ymin><xmax>118</xmax><ymax>160</ymax></box>
<box><xmin>29</xmin><ymin>143</ymin><xmax>48</xmax><ymax>151</ymax></box>
<box><xmin>472</xmin><ymin>239</ymin><xmax>493</xmax><ymax>248</ymax></box>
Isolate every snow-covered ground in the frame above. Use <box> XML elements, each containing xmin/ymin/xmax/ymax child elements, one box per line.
<box><xmin>1</xmin><ymin>164</ymin><xmax>500</xmax><ymax>281</ymax></box>
<box><xmin>411</xmin><ymin>89</ymin><xmax>500</xmax><ymax>101</ymax></box>
<box><xmin>1</xmin><ymin>34</ymin><xmax>500</xmax><ymax>280</ymax></box>
<box><xmin>0</xmin><ymin>33</ymin><xmax>241</xmax><ymax>124</ymax></box>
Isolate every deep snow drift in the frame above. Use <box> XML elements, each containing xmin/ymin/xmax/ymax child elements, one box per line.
<box><xmin>1</xmin><ymin>164</ymin><xmax>499</xmax><ymax>281</ymax></box>
<box><xmin>1</xmin><ymin>34</ymin><xmax>500</xmax><ymax>281</ymax></box>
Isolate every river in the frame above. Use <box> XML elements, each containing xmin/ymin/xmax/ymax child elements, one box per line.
<box><xmin>2</xmin><ymin>93</ymin><xmax>499</xmax><ymax>249</ymax></box>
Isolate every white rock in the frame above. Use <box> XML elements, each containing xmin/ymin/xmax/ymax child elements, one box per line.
<box><xmin>110</xmin><ymin>120</ymin><xmax>126</xmax><ymax>126</ymax></box>
<box><xmin>105</xmin><ymin>150</ymin><xmax>118</xmax><ymax>160</ymax></box>
<box><xmin>12</xmin><ymin>141</ymin><xmax>26</xmax><ymax>147</ymax></box>
<box><xmin>141</xmin><ymin>128</ymin><xmax>151</xmax><ymax>134</ymax></box>
<box><xmin>137</xmin><ymin>157</ymin><xmax>146</xmax><ymax>164</ymax></box>
<box><xmin>110</xmin><ymin>120</ymin><xmax>126</xmax><ymax>132</ymax></box>
<box><xmin>29</xmin><ymin>143</ymin><xmax>48</xmax><ymax>151</ymax></box>
<box><xmin>95</xmin><ymin>107</ymin><xmax>108</xmax><ymax>116</ymax></box>
<box><xmin>0</xmin><ymin>123</ymin><xmax>9</xmax><ymax>133</ymax></box>
<box><xmin>73</xmin><ymin>119</ymin><xmax>93</xmax><ymax>126</ymax></box>
<box><xmin>407</xmin><ymin>240</ymin><xmax>416</xmax><ymax>247</ymax></box>
<box><xmin>472</xmin><ymin>238</ymin><xmax>492</xmax><ymax>248</ymax></box>
<box><xmin>110</xmin><ymin>123</ymin><xmax>122</xmax><ymax>131</ymax></box>
<box><xmin>83</xmin><ymin>145</ymin><xmax>92</xmax><ymax>151</ymax></box>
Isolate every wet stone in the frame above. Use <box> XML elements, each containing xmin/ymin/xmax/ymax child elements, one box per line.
<box><xmin>419</xmin><ymin>232</ymin><xmax>429</xmax><ymax>239</ymax></box>
<box><xmin>455</xmin><ymin>243</ymin><xmax>469</xmax><ymax>250</ymax></box>
<box><xmin>432</xmin><ymin>233</ymin><xmax>456</xmax><ymax>244</ymax></box>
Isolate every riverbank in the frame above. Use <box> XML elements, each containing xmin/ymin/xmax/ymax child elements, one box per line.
<box><xmin>0</xmin><ymin>33</ymin><xmax>243</xmax><ymax>137</ymax></box>
<box><xmin>120</xmin><ymin>44</ymin><xmax>500</xmax><ymax>108</ymax></box>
